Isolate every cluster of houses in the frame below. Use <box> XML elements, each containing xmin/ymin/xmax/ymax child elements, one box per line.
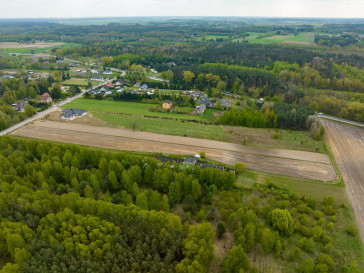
<box><xmin>10</xmin><ymin>92</ymin><xmax>52</xmax><ymax>113</ymax></box>
<box><xmin>1</xmin><ymin>71</ymin><xmax>49</xmax><ymax>81</ymax></box>
<box><xmin>78</xmin><ymin>68</ymin><xmax>112</xmax><ymax>77</ymax></box>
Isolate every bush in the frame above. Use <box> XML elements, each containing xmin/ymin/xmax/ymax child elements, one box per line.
<box><xmin>298</xmin><ymin>258</ymin><xmax>315</xmax><ymax>273</ymax></box>
<box><xmin>217</xmin><ymin>222</ymin><xmax>226</xmax><ymax>239</ymax></box>
<box><xmin>345</xmin><ymin>225</ymin><xmax>358</xmax><ymax>237</ymax></box>
<box><xmin>199</xmin><ymin>152</ymin><xmax>206</xmax><ymax>158</ymax></box>
<box><xmin>272</xmin><ymin>132</ymin><xmax>281</xmax><ymax>139</ymax></box>
<box><xmin>235</xmin><ymin>162</ymin><xmax>246</xmax><ymax>174</ymax></box>
<box><xmin>288</xmin><ymin>247</ymin><xmax>301</xmax><ymax>261</ymax></box>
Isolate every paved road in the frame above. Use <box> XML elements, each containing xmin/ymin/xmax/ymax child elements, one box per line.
<box><xmin>318</xmin><ymin>114</ymin><xmax>364</xmax><ymax>128</ymax></box>
<box><xmin>0</xmin><ymin>80</ymin><xmax>112</xmax><ymax>136</ymax></box>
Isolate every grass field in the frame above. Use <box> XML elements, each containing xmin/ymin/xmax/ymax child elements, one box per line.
<box><xmin>62</xmin><ymin>78</ymin><xmax>89</xmax><ymax>86</ymax></box>
<box><xmin>64</xmin><ymin>98</ymin><xmax>205</xmax><ymax>121</ymax></box>
<box><xmin>93</xmin><ymin>112</ymin><xmax>224</xmax><ymax>139</ymax></box>
<box><xmin>233</xmin><ymin>32</ymin><xmax>323</xmax><ymax>44</ymax></box>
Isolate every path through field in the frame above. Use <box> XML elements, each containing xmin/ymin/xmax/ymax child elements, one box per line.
<box><xmin>11</xmin><ymin>121</ymin><xmax>336</xmax><ymax>181</ymax></box>
<box><xmin>323</xmin><ymin>119</ymin><xmax>364</xmax><ymax>244</ymax></box>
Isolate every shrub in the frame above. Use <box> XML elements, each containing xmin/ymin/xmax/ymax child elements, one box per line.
<box><xmin>217</xmin><ymin>222</ymin><xmax>226</xmax><ymax>239</ymax></box>
<box><xmin>272</xmin><ymin>132</ymin><xmax>280</xmax><ymax>139</ymax></box>
<box><xmin>298</xmin><ymin>258</ymin><xmax>315</xmax><ymax>273</ymax></box>
<box><xmin>288</xmin><ymin>247</ymin><xmax>301</xmax><ymax>262</ymax></box>
<box><xmin>345</xmin><ymin>225</ymin><xmax>358</xmax><ymax>237</ymax></box>
<box><xmin>199</xmin><ymin>152</ymin><xmax>206</xmax><ymax>158</ymax></box>
<box><xmin>271</xmin><ymin>208</ymin><xmax>294</xmax><ymax>235</ymax></box>
<box><xmin>235</xmin><ymin>162</ymin><xmax>246</xmax><ymax>174</ymax></box>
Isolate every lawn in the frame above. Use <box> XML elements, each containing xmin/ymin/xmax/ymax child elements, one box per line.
<box><xmin>62</xmin><ymin>78</ymin><xmax>89</xmax><ymax>86</ymax></box>
<box><xmin>64</xmin><ymin>98</ymin><xmax>204</xmax><ymax>121</ymax></box>
<box><xmin>93</xmin><ymin>113</ymin><xmax>225</xmax><ymax>139</ymax></box>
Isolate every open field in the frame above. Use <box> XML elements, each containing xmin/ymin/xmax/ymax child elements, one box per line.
<box><xmin>323</xmin><ymin>119</ymin><xmax>364</xmax><ymax>244</ymax></box>
<box><xmin>12</xmin><ymin>120</ymin><xmax>336</xmax><ymax>181</ymax></box>
<box><xmin>0</xmin><ymin>42</ymin><xmax>64</xmax><ymax>48</ymax></box>
<box><xmin>0</xmin><ymin>42</ymin><xmax>78</xmax><ymax>54</ymax></box>
<box><xmin>64</xmin><ymin>98</ymin><xmax>205</xmax><ymax>121</ymax></box>
<box><xmin>62</xmin><ymin>78</ymin><xmax>89</xmax><ymax>86</ymax></box>
<box><xmin>233</xmin><ymin>32</ymin><xmax>320</xmax><ymax>45</ymax></box>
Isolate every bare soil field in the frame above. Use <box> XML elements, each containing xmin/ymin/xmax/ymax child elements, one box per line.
<box><xmin>12</xmin><ymin>120</ymin><xmax>336</xmax><ymax>181</ymax></box>
<box><xmin>0</xmin><ymin>42</ymin><xmax>64</xmax><ymax>49</ymax></box>
<box><xmin>323</xmin><ymin>119</ymin><xmax>364</xmax><ymax>244</ymax></box>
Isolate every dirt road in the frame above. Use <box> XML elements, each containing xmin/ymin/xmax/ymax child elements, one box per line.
<box><xmin>11</xmin><ymin>121</ymin><xmax>336</xmax><ymax>181</ymax></box>
<box><xmin>323</xmin><ymin>119</ymin><xmax>364</xmax><ymax>244</ymax></box>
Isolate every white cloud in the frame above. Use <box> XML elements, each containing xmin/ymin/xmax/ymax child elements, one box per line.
<box><xmin>0</xmin><ymin>0</ymin><xmax>363</xmax><ymax>18</ymax></box>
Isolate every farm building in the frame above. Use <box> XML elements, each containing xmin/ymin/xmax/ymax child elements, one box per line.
<box><xmin>61</xmin><ymin>108</ymin><xmax>87</xmax><ymax>120</ymax></box>
<box><xmin>162</xmin><ymin>100</ymin><xmax>173</xmax><ymax>110</ymax></box>
<box><xmin>41</xmin><ymin>93</ymin><xmax>52</xmax><ymax>103</ymax></box>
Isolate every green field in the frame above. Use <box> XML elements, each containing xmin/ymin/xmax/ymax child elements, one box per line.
<box><xmin>234</xmin><ymin>32</ymin><xmax>321</xmax><ymax>44</ymax></box>
<box><xmin>93</xmin><ymin>113</ymin><xmax>224</xmax><ymax>139</ymax></box>
<box><xmin>62</xmin><ymin>78</ymin><xmax>89</xmax><ymax>86</ymax></box>
<box><xmin>64</xmin><ymin>98</ymin><xmax>205</xmax><ymax>121</ymax></box>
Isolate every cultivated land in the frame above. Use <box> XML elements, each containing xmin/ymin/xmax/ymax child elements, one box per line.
<box><xmin>323</xmin><ymin>119</ymin><xmax>364</xmax><ymax>244</ymax></box>
<box><xmin>0</xmin><ymin>42</ymin><xmax>64</xmax><ymax>48</ymax></box>
<box><xmin>12</xmin><ymin>120</ymin><xmax>336</xmax><ymax>181</ymax></box>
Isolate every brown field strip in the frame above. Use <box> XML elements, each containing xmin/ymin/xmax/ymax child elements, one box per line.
<box><xmin>11</xmin><ymin>120</ymin><xmax>336</xmax><ymax>181</ymax></box>
<box><xmin>323</xmin><ymin>119</ymin><xmax>364</xmax><ymax>244</ymax></box>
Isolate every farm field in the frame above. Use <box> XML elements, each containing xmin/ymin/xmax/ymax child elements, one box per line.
<box><xmin>64</xmin><ymin>98</ymin><xmax>205</xmax><ymax>121</ymax></box>
<box><xmin>323</xmin><ymin>119</ymin><xmax>364</xmax><ymax>244</ymax></box>
<box><xmin>11</xmin><ymin>120</ymin><xmax>336</xmax><ymax>181</ymax></box>
<box><xmin>0</xmin><ymin>42</ymin><xmax>78</xmax><ymax>54</ymax></box>
<box><xmin>234</xmin><ymin>32</ymin><xmax>319</xmax><ymax>45</ymax></box>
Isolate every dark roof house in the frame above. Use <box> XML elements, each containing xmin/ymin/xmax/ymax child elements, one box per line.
<box><xmin>61</xmin><ymin>108</ymin><xmax>86</xmax><ymax>119</ymax></box>
<box><xmin>200</xmin><ymin>96</ymin><xmax>212</xmax><ymax>107</ymax></box>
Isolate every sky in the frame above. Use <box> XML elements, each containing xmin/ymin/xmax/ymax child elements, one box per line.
<box><xmin>0</xmin><ymin>0</ymin><xmax>363</xmax><ymax>18</ymax></box>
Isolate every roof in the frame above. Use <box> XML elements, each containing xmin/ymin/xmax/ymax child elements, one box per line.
<box><xmin>103</xmin><ymin>70</ymin><xmax>112</xmax><ymax>74</ymax></box>
<box><xmin>61</xmin><ymin>108</ymin><xmax>86</xmax><ymax>118</ymax></box>
<box><xmin>164</xmin><ymin>100</ymin><xmax>173</xmax><ymax>105</ymax></box>
<box><xmin>184</xmin><ymin>157</ymin><xmax>197</xmax><ymax>165</ymax></box>
<box><xmin>91</xmin><ymin>76</ymin><xmax>103</xmax><ymax>80</ymax></box>
<box><xmin>200</xmin><ymin>97</ymin><xmax>211</xmax><ymax>106</ymax></box>
<box><xmin>106</xmin><ymin>82</ymin><xmax>114</xmax><ymax>87</ymax></box>
<box><xmin>42</xmin><ymin>92</ymin><xmax>50</xmax><ymax>97</ymax></box>
<box><xmin>140</xmin><ymin>84</ymin><xmax>148</xmax><ymax>89</ymax></box>
<box><xmin>101</xmin><ymin>85</ymin><xmax>109</xmax><ymax>91</ymax></box>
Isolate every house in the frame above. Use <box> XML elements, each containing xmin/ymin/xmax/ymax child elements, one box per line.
<box><xmin>162</xmin><ymin>100</ymin><xmax>173</xmax><ymax>110</ymax></box>
<box><xmin>56</xmin><ymin>60</ymin><xmax>64</xmax><ymax>64</ymax></box>
<box><xmin>103</xmin><ymin>69</ymin><xmax>112</xmax><ymax>75</ymax></box>
<box><xmin>216</xmin><ymin>99</ymin><xmax>231</xmax><ymax>108</ymax></box>
<box><xmin>41</xmin><ymin>93</ymin><xmax>52</xmax><ymax>103</ymax></box>
<box><xmin>61</xmin><ymin>108</ymin><xmax>86</xmax><ymax>120</ymax></box>
<box><xmin>195</xmin><ymin>104</ymin><xmax>206</xmax><ymax>115</ymax></box>
<box><xmin>91</xmin><ymin>68</ymin><xmax>99</xmax><ymax>74</ymax></box>
<box><xmin>189</xmin><ymin>91</ymin><xmax>202</xmax><ymax>101</ymax></box>
<box><xmin>116</xmin><ymin>88</ymin><xmax>124</xmax><ymax>93</ymax></box>
<box><xmin>91</xmin><ymin>76</ymin><xmax>103</xmax><ymax>81</ymax></box>
<box><xmin>139</xmin><ymin>84</ymin><xmax>148</xmax><ymax>91</ymax></box>
<box><xmin>105</xmin><ymin>91</ymin><xmax>113</xmax><ymax>96</ymax></box>
<box><xmin>2</xmin><ymin>75</ymin><xmax>14</xmax><ymax>79</ymax></box>
<box><xmin>14</xmin><ymin>101</ymin><xmax>28</xmax><ymax>112</ymax></box>
<box><xmin>199</xmin><ymin>96</ymin><xmax>212</xmax><ymax>107</ymax></box>
<box><xmin>151</xmin><ymin>69</ymin><xmax>158</xmax><ymax>74</ymax></box>
<box><xmin>184</xmin><ymin>157</ymin><xmax>197</xmax><ymax>166</ymax></box>
<box><xmin>134</xmin><ymin>81</ymin><xmax>141</xmax><ymax>88</ymax></box>
<box><xmin>100</xmin><ymin>85</ymin><xmax>109</xmax><ymax>92</ymax></box>
<box><xmin>106</xmin><ymin>82</ymin><xmax>114</xmax><ymax>88</ymax></box>
<box><xmin>166</xmin><ymin>62</ymin><xmax>176</xmax><ymax>67</ymax></box>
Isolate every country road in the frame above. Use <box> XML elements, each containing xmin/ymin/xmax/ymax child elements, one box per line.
<box><xmin>318</xmin><ymin>114</ymin><xmax>364</xmax><ymax>128</ymax></box>
<box><xmin>0</xmin><ymin>79</ymin><xmax>113</xmax><ymax>136</ymax></box>
<box><xmin>323</xmin><ymin>119</ymin><xmax>364</xmax><ymax>245</ymax></box>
